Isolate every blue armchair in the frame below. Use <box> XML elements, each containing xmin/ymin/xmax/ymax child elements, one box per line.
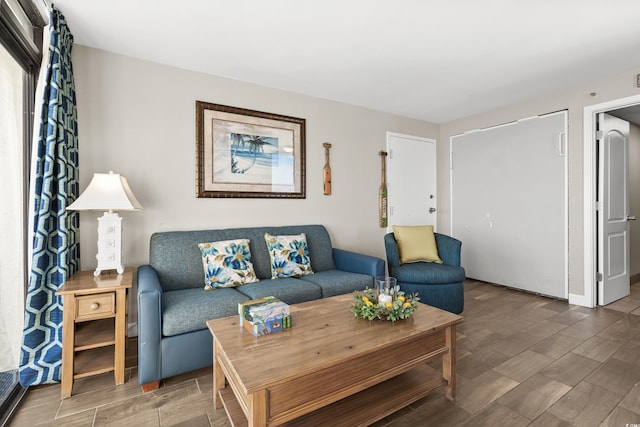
<box><xmin>384</xmin><ymin>232</ymin><xmax>465</xmax><ymax>314</ymax></box>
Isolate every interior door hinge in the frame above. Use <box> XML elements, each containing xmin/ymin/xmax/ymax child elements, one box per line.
<box><xmin>596</xmin><ymin>130</ymin><xmax>604</xmax><ymax>140</ymax></box>
<box><xmin>596</xmin><ymin>272</ymin><xmax>603</xmax><ymax>281</ymax></box>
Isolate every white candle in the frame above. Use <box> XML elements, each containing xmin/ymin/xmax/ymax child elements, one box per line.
<box><xmin>378</xmin><ymin>294</ymin><xmax>392</xmax><ymax>305</ymax></box>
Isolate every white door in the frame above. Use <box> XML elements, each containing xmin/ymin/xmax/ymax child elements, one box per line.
<box><xmin>386</xmin><ymin>132</ymin><xmax>437</xmax><ymax>232</ymax></box>
<box><xmin>451</xmin><ymin>112</ymin><xmax>567</xmax><ymax>298</ymax></box>
<box><xmin>598</xmin><ymin>113</ymin><xmax>631</xmax><ymax>305</ymax></box>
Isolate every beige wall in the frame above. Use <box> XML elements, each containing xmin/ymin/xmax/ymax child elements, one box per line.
<box><xmin>72</xmin><ymin>45</ymin><xmax>439</xmax><ymax>274</ymax></box>
<box><xmin>439</xmin><ymin>68</ymin><xmax>640</xmax><ymax>298</ymax></box>
<box><xmin>73</xmin><ymin>44</ymin><xmax>640</xmax><ymax>304</ymax></box>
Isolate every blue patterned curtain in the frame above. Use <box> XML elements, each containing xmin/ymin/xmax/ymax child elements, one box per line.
<box><xmin>19</xmin><ymin>6</ymin><xmax>79</xmax><ymax>387</ymax></box>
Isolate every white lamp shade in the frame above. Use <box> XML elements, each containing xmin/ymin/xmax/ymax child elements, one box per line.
<box><xmin>67</xmin><ymin>172</ymin><xmax>143</xmax><ymax>211</ymax></box>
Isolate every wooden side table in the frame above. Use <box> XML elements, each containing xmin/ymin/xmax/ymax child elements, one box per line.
<box><xmin>56</xmin><ymin>268</ymin><xmax>132</xmax><ymax>398</ymax></box>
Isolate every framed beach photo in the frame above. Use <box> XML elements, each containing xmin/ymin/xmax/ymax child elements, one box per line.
<box><xmin>196</xmin><ymin>101</ymin><xmax>306</xmax><ymax>198</ymax></box>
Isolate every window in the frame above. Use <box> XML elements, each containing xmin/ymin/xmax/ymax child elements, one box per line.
<box><xmin>0</xmin><ymin>0</ymin><xmax>45</xmax><ymax>421</ymax></box>
<box><xmin>0</xmin><ymin>39</ymin><xmax>26</xmax><ymax>376</ymax></box>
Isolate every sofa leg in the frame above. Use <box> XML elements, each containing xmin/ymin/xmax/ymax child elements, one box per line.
<box><xmin>141</xmin><ymin>380</ymin><xmax>160</xmax><ymax>393</ymax></box>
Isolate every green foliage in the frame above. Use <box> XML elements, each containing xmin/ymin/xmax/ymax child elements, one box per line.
<box><xmin>351</xmin><ymin>285</ymin><xmax>420</xmax><ymax>322</ymax></box>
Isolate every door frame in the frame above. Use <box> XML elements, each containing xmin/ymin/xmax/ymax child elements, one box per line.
<box><xmin>582</xmin><ymin>94</ymin><xmax>640</xmax><ymax>307</ymax></box>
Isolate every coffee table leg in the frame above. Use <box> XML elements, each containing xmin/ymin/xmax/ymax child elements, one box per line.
<box><xmin>213</xmin><ymin>340</ymin><xmax>224</xmax><ymax>409</ymax></box>
<box><xmin>249</xmin><ymin>389</ymin><xmax>267</xmax><ymax>427</ymax></box>
<box><xmin>442</xmin><ymin>323</ymin><xmax>457</xmax><ymax>400</ymax></box>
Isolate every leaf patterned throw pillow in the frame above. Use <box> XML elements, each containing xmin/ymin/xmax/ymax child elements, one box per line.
<box><xmin>198</xmin><ymin>239</ymin><xmax>259</xmax><ymax>290</ymax></box>
<box><xmin>264</xmin><ymin>233</ymin><xmax>314</xmax><ymax>279</ymax></box>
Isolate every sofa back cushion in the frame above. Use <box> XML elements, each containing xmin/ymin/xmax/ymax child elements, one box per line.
<box><xmin>150</xmin><ymin>224</ymin><xmax>336</xmax><ymax>292</ymax></box>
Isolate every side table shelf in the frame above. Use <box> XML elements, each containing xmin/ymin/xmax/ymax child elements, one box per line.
<box><xmin>74</xmin><ymin>347</ymin><xmax>115</xmax><ymax>380</ymax></box>
<box><xmin>75</xmin><ymin>319</ymin><xmax>115</xmax><ymax>350</ymax></box>
<box><xmin>56</xmin><ymin>268</ymin><xmax>132</xmax><ymax>398</ymax></box>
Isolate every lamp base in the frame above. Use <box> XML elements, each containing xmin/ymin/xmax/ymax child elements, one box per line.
<box><xmin>94</xmin><ymin>212</ymin><xmax>124</xmax><ymax>276</ymax></box>
<box><xmin>94</xmin><ymin>265</ymin><xmax>125</xmax><ymax>277</ymax></box>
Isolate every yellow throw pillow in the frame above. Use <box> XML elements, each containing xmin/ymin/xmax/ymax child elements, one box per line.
<box><xmin>392</xmin><ymin>225</ymin><xmax>443</xmax><ymax>264</ymax></box>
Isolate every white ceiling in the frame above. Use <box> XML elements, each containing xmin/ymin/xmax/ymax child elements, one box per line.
<box><xmin>53</xmin><ymin>0</ymin><xmax>640</xmax><ymax>124</ymax></box>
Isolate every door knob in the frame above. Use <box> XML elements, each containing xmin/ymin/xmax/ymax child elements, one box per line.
<box><xmin>429</xmin><ymin>207</ymin><xmax>436</xmax><ymax>213</ymax></box>
<box><xmin>627</xmin><ymin>215</ymin><xmax>637</xmax><ymax>221</ymax></box>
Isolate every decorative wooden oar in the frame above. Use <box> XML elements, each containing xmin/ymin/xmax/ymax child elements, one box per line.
<box><xmin>379</xmin><ymin>151</ymin><xmax>388</xmax><ymax>227</ymax></box>
<box><xmin>323</xmin><ymin>143</ymin><xmax>332</xmax><ymax>195</ymax></box>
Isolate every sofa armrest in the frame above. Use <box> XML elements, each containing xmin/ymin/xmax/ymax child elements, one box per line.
<box><xmin>435</xmin><ymin>233</ymin><xmax>462</xmax><ymax>266</ymax></box>
<box><xmin>333</xmin><ymin>248</ymin><xmax>385</xmax><ymax>278</ymax></box>
<box><xmin>137</xmin><ymin>265</ymin><xmax>163</xmax><ymax>385</ymax></box>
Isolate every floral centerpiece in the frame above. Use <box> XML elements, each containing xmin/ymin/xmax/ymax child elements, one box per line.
<box><xmin>351</xmin><ymin>285</ymin><xmax>420</xmax><ymax>322</ymax></box>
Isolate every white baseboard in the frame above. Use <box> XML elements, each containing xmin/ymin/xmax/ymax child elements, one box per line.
<box><xmin>568</xmin><ymin>293</ymin><xmax>594</xmax><ymax>308</ymax></box>
<box><xmin>128</xmin><ymin>322</ymin><xmax>138</xmax><ymax>337</ymax></box>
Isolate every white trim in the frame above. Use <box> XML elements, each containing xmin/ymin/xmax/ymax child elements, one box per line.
<box><xmin>583</xmin><ymin>94</ymin><xmax>640</xmax><ymax>308</ymax></box>
<box><xmin>386</xmin><ymin>131</ymin><xmax>436</xmax><ymax>145</ymax></box>
<box><xmin>449</xmin><ymin>137</ymin><xmax>454</xmax><ymax>236</ymax></box>
<box><xmin>568</xmin><ymin>293</ymin><xmax>590</xmax><ymax>307</ymax></box>
<box><xmin>128</xmin><ymin>322</ymin><xmax>138</xmax><ymax>337</ymax></box>
<box><xmin>561</xmin><ymin>112</ymin><xmax>569</xmax><ymax>300</ymax></box>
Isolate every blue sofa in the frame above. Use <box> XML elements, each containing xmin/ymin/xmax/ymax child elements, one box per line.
<box><xmin>384</xmin><ymin>232</ymin><xmax>465</xmax><ymax>314</ymax></box>
<box><xmin>137</xmin><ymin>224</ymin><xmax>385</xmax><ymax>390</ymax></box>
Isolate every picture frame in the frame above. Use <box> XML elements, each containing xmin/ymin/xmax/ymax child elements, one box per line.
<box><xmin>196</xmin><ymin>101</ymin><xmax>306</xmax><ymax>198</ymax></box>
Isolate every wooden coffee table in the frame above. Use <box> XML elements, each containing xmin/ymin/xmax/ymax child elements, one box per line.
<box><xmin>206</xmin><ymin>293</ymin><xmax>463</xmax><ymax>427</ymax></box>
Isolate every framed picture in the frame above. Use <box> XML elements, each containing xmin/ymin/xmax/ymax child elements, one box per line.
<box><xmin>196</xmin><ymin>101</ymin><xmax>306</xmax><ymax>198</ymax></box>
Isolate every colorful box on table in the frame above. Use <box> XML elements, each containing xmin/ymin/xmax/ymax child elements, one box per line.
<box><xmin>238</xmin><ymin>296</ymin><xmax>293</xmax><ymax>336</ymax></box>
<box><xmin>238</xmin><ymin>296</ymin><xmax>280</xmax><ymax>326</ymax></box>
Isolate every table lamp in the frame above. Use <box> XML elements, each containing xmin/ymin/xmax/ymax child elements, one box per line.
<box><xmin>67</xmin><ymin>171</ymin><xmax>143</xmax><ymax>276</ymax></box>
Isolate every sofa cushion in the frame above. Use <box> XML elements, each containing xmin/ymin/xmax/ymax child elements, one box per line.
<box><xmin>162</xmin><ymin>287</ymin><xmax>250</xmax><ymax>336</ymax></box>
<box><xmin>237</xmin><ymin>277</ymin><xmax>322</xmax><ymax>304</ymax></box>
<box><xmin>391</xmin><ymin>262</ymin><xmax>465</xmax><ymax>285</ymax></box>
<box><xmin>299</xmin><ymin>270</ymin><xmax>373</xmax><ymax>298</ymax></box>
<box><xmin>197</xmin><ymin>239</ymin><xmax>259</xmax><ymax>289</ymax></box>
<box><xmin>392</xmin><ymin>225</ymin><xmax>443</xmax><ymax>264</ymax></box>
<box><xmin>264</xmin><ymin>232</ymin><xmax>314</xmax><ymax>279</ymax></box>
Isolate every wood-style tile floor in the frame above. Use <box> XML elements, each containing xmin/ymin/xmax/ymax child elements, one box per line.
<box><xmin>8</xmin><ymin>280</ymin><xmax>640</xmax><ymax>427</ymax></box>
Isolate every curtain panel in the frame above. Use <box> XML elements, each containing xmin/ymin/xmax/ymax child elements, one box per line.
<box><xmin>19</xmin><ymin>6</ymin><xmax>79</xmax><ymax>387</ymax></box>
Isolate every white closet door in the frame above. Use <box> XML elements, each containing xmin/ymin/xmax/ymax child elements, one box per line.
<box><xmin>451</xmin><ymin>111</ymin><xmax>568</xmax><ymax>299</ymax></box>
